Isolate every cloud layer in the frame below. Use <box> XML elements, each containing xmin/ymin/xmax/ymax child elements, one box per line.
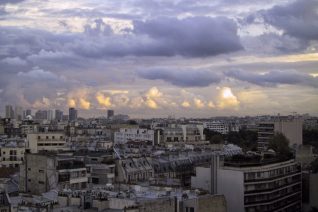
<box><xmin>0</xmin><ymin>0</ymin><xmax>318</xmax><ymax>117</ymax></box>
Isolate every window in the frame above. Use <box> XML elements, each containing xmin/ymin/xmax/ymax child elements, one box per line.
<box><xmin>39</xmin><ymin>169</ymin><xmax>44</xmax><ymax>173</ymax></box>
<box><xmin>38</xmin><ymin>181</ymin><xmax>44</xmax><ymax>184</ymax></box>
<box><xmin>186</xmin><ymin>207</ymin><xmax>195</xmax><ymax>212</ymax></box>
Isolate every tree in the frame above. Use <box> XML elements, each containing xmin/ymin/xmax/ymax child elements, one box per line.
<box><xmin>204</xmin><ymin>129</ymin><xmax>225</xmax><ymax>144</ymax></box>
<box><xmin>226</xmin><ymin>130</ymin><xmax>258</xmax><ymax>151</ymax></box>
<box><xmin>311</xmin><ymin>157</ymin><xmax>318</xmax><ymax>173</ymax></box>
<box><xmin>268</xmin><ymin>133</ymin><xmax>292</xmax><ymax>159</ymax></box>
<box><xmin>210</xmin><ymin>134</ymin><xmax>224</xmax><ymax>144</ymax></box>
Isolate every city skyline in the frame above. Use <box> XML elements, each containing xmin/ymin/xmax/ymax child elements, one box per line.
<box><xmin>0</xmin><ymin>0</ymin><xmax>318</xmax><ymax>118</ymax></box>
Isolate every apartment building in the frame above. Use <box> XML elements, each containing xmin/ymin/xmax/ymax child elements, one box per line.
<box><xmin>257</xmin><ymin>116</ymin><xmax>303</xmax><ymax>150</ymax></box>
<box><xmin>218</xmin><ymin>158</ymin><xmax>302</xmax><ymax>212</ymax></box>
<box><xmin>203</xmin><ymin>121</ymin><xmax>230</xmax><ymax>134</ymax></box>
<box><xmin>114</xmin><ymin>128</ymin><xmax>154</xmax><ymax>144</ymax></box>
<box><xmin>19</xmin><ymin>153</ymin><xmax>88</xmax><ymax>195</ymax></box>
<box><xmin>0</xmin><ymin>144</ymin><xmax>25</xmax><ymax>168</ymax></box>
<box><xmin>155</xmin><ymin>124</ymin><xmax>205</xmax><ymax>144</ymax></box>
<box><xmin>26</xmin><ymin>132</ymin><xmax>69</xmax><ymax>153</ymax></box>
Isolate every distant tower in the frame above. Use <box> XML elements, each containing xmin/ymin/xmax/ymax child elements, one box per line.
<box><xmin>55</xmin><ymin>109</ymin><xmax>63</xmax><ymax>121</ymax></box>
<box><xmin>107</xmin><ymin>110</ymin><xmax>114</xmax><ymax>119</ymax></box>
<box><xmin>69</xmin><ymin>107</ymin><xmax>78</xmax><ymax>121</ymax></box>
<box><xmin>15</xmin><ymin>106</ymin><xmax>23</xmax><ymax>121</ymax></box>
<box><xmin>5</xmin><ymin>105</ymin><xmax>14</xmax><ymax>119</ymax></box>
<box><xmin>24</xmin><ymin>109</ymin><xmax>32</xmax><ymax>119</ymax></box>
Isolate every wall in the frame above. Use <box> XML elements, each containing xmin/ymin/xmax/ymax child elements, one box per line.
<box><xmin>191</xmin><ymin>167</ymin><xmax>211</xmax><ymax>193</ymax></box>
<box><xmin>217</xmin><ymin>169</ymin><xmax>244</xmax><ymax>212</ymax></box>
<box><xmin>310</xmin><ymin>173</ymin><xmax>318</xmax><ymax>209</ymax></box>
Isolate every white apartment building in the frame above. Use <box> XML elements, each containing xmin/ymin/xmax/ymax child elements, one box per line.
<box><xmin>26</xmin><ymin>132</ymin><xmax>69</xmax><ymax>153</ymax></box>
<box><xmin>114</xmin><ymin>128</ymin><xmax>154</xmax><ymax>144</ymax></box>
<box><xmin>218</xmin><ymin>159</ymin><xmax>302</xmax><ymax>212</ymax></box>
<box><xmin>203</xmin><ymin>122</ymin><xmax>229</xmax><ymax>134</ymax></box>
<box><xmin>155</xmin><ymin>124</ymin><xmax>205</xmax><ymax>144</ymax></box>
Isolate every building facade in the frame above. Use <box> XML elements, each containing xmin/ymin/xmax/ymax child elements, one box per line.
<box><xmin>114</xmin><ymin>128</ymin><xmax>155</xmax><ymax>144</ymax></box>
<box><xmin>218</xmin><ymin>159</ymin><xmax>302</xmax><ymax>212</ymax></box>
<box><xmin>258</xmin><ymin>116</ymin><xmax>303</xmax><ymax>150</ymax></box>
<box><xmin>26</xmin><ymin>132</ymin><xmax>68</xmax><ymax>153</ymax></box>
<box><xmin>20</xmin><ymin>153</ymin><xmax>88</xmax><ymax>195</ymax></box>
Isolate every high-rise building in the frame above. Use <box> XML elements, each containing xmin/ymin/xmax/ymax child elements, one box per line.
<box><xmin>35</xmin><ymin>110</ymin><xmax>48</xmax><ymax>120</ymax></box>
<box><xmin>23</xmin><ymin>109</ymin><xmax>32</xmax><ymax>119</ymax></box>
<box><xmin>69</xmin><ymin>107</ymin><xmax>78</xmax><ymax>121</ymax></box>
<box><xmin>47</xmin><ymin>109</ymin><xmax>54</xmax><ymax>121</ymax></box>
<box><xmin>257</xmin><ymin>116</ymin><xmax>303</xmax><ymax>150</ymax></box>
<box><xmin>5</xmin><ymin>105</ymin><xmax>14</xmax><ymax>119</ymax></box>
<box><xmin>15</xmin><ymin>106</ymin><xmax>23</xmax><ymax>121</ymax></box>
<box><xmin>55</xmin><ymin>109</ymin><xmax>63</xmax><ymax>121</ymax></box>
<box><xmin>107</xmin><ymin>109</ymin><xmax>114</xmax><ymax>119</ymax></box>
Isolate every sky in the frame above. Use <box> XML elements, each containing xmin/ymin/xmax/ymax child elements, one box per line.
<box><xmin>0</xmin><ymin>0</ymin><xmax>318</xmax><ymax>118</ymax></box>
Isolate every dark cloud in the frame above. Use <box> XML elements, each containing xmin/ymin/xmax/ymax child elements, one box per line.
<box><xmin>137</xmin><ymin>67</ymin><xmax>222</xmax><ymax>87</ymax></box>
<box><xmin>261</xmin><ymin>0</ymin><xmax>318</xmax><ymax>41</ymax></box>
<box><xmin>133</xmin><ymin>17</ymin><xmax>243</xmax><ymax>57</ymax></box>
<box><xmin>241</xmin><ymin>33</ymin><xmax>308</xmax><ymax>54</ymax></box>
<box><xmin>72</xmin><ymin>16</ymin><xmax>243</xmax><ymax>58</ymax></box>
<box><xmin>225</xmin><ymin>69</ymin><xmax>318</xmax><ymax>87</ymax></box>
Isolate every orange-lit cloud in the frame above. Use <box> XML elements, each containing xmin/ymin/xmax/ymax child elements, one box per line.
<box><xmin>146</xmin><ymin>99</ymin><xmax>158</xmax><ymax>109</ymax></box>
<box><xmin>96</xmin><ymin>92</ymin><xmax>112</xmax><ymax>107</ymax></box>
<box><xmin>79</xmin><ymin>98</ymin><xmax>90</xmax><ymax>109</ymax></box>
<box><xmin>68</xmin><ymin>98</ymin><xmax>76</xmax><ymax>107</ymax></box>
<box><xmin>181</xmin><ymin>101</ymin><xmax>191</xmax><ymax>108</ymax></box>
<box><xmin>144</xmin><ymin>87</ymin><xmax>162</xmax><ymax>109</ymax></box>
<box><xmin>194</xmin><ymin>98</ymin><xmax>205</xmax><ymax>109</ymax></box>
<box><xmin>217</xmin><ymin>87</ymin><xmax>240</xmax><ymax>109</ymax></box>
<box><xmin>208</xmin><ymin>101</ymin><xmax>215</xmax><ymax>108</ymax></box>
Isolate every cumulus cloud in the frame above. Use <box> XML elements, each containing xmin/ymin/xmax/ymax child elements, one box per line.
<box><xmin>217</xmin><ymin>87</ymin><xmax>240</xmax><ymax>109</ymax></box>
<box><xmin>68</xmin><ymin>99</ymin><xmax>76</xmax><ymax>107</ymax></box>
<box><xmin>96</xmin><ymin>92</ymin><xmax>112</xmax><ymax>107</ymax></box>
<box><xmin>137</xmin><ymin>67</ymin><xmax>222</xmax><ymax>87</ymax></box>
<box><xmin>193</xmin><ymin>98</ymin><xmax>205</xmax><ymax>109</ymax></box>
<box><xmin>181</xmin><ymin>101</ymin><xmax>191</xmax><ymax>108</ymax></box>
<box><xmin>144</xmin><ymin>87</ymin><xmax>162</xmax><ymax>109</ymax></box>
<box><xmin>208</xmin><ymin>101</ymin><xmax>216</xmax><ymax>108</ymax></box>
<box><xmin>225</xmin><ymin>69</ymin><xmax>318</xmax><ymax>87</ymax></box>
<box><xmin>79</xmin><ymin>98</ymin><xmax>91</xmax><ymax>109</ymax></box>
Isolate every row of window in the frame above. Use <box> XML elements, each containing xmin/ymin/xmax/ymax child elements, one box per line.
<box><xmin>38</xmin><ymin>143</ymin><xmax>65</xmax><ymax>146</ymax></box>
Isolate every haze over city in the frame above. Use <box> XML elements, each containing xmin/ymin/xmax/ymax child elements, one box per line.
<box><xmin>0</xmin><ymin>0</ymin><xmax>317</xmax><ymax>118</ymax></box>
